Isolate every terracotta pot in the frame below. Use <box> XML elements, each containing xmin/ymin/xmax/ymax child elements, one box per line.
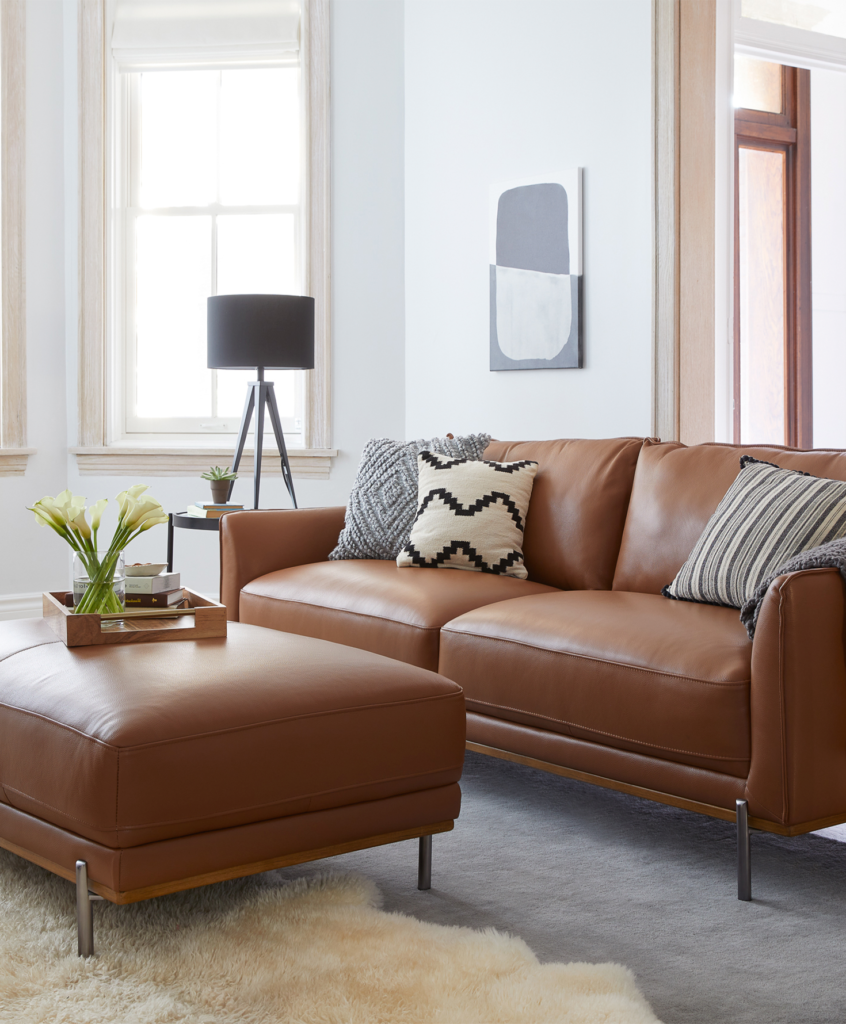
<box><xmin>210</xmin><ymin>480</ymin><xmax>231</xmax><ymax>504</ymax></box>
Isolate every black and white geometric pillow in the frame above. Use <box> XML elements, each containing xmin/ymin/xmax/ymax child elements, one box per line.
<box><xmin>329</xmin><ymin>433</ymin><xmax>491</xmax><ymax>561</ymax></box>
<box><xmin>396</xmin><ymin>452</ymin><xmax>539</xmax><ymax>579</ymax></box>
<box><xmin>664</xmin><ymin>456</ymin><xmax>846</xmax><ymax>608</ymax></box>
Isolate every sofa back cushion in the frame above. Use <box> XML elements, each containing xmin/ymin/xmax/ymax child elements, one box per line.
<box><xmin>484</xmin><ymin>437</ymin><xmax>645</xmax><ymax>590</ymax></box>
<box><xmin>613</xmin><ymin>440</ymin><xmax>846</xmax><ymax>595</ymax></box>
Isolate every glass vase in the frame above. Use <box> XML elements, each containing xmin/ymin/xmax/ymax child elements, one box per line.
<box><xmin>72</xmin><ymin>551</ymin><xmax>126</xmax><ymax>616</ymax></box>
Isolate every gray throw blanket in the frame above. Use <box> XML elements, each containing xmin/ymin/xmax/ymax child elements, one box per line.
<box><xmin>740</xmin><ymin>537</ymin><xmax>846</xmax><ymax>639</ymax></box>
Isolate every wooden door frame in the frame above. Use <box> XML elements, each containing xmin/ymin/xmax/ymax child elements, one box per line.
<box><xmin>733</xmin><ymin>65</ymin><xmax>812</xmax><ymax>448</ymax></box>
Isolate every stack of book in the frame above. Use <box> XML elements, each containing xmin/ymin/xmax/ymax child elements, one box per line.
<box><xmin>185</xmin><ymin>502</ymin><xmax>245</xmax><ymax>519</ymax></box>
<box><xmin>125</xmin><ymin>571</ymin><xmax>184</xmax><ymax>608</ymax></box>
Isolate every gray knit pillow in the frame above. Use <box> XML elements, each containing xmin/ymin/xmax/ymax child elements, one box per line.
<box><xmin>329</xmin><ymin>434</ymin><xmax>492</xmax><ymax>560</ymax></box>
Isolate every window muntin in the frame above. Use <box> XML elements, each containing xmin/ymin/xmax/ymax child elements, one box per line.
<box><xmin>121</xmin><ymin>65</ymin><xmax>304</xmax><ymax>438</ymax></box>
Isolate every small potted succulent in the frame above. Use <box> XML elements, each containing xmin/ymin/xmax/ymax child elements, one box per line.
<box><xmin>202</xmin><ymin>465</ymin><xmax>238</xmax><ymax>504</ymax></box>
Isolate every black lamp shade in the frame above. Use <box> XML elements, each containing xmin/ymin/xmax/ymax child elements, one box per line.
<box><xmin>207</xmin><ymin>294</ymin><xmax>315</xmax><ymax>370</ymax></box>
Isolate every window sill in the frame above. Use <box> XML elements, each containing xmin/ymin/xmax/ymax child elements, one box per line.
<box><xmin>0</xmin><ymin>448</ymin><xmax>36</xmax><ymax>476</ymax></box>
<box><xmin>70</xmin><ymin>446</ymin><xmax>338</xmax><ymax>478</ymax></box>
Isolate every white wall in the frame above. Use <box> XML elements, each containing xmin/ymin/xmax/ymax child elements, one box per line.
<box><xmin>1</xmin><ymin>0</ymin><xmax>406</xmax><ymax>608</ymax></box>
<box><xmin>811</xmin><ymin>68</ymin><xmax>846</xmax><ymax>449</ymax></box>
<box><xmin>2</xmin><ymin>0</ymin><xmax>658</xmax><ymax>609</ymax></box>
<box><xmin>403</xmin><ymin>0</ymin><xmax>654</xmax><ymax>442</ymax></box>
<box><xmin>0</xmin><ymin>1</ymin><xmax>69</xmax><ymax>612</ymax></box>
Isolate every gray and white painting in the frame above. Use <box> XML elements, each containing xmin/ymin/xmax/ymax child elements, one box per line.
<box><xmin>489</xmin><ymin>171</ymin><xmax>582</xmax><ymax>371</ymax></box>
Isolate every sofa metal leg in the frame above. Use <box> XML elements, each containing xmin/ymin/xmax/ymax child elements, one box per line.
<box><xmin>736</xmin><ymin>799</ymin><xmax>752</xmax><ymax>901</ymax></box>
<box><xmin>418</xmin><ymin>834</ymin><xmax>432</xmax><ymax>890</ymax></box>
<box><xmin>75</xmin><ymin>860</ymin><xmax>104</xmax><ymax>957</ymax></box>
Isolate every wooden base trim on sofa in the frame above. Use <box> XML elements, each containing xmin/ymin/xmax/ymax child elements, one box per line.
<box><xmin>467</xmin><ymin>740</ymin><xmax>846</xmax><ymax>838</ymax></box>
<box><xmin>0</xmin><ymin>820</ymin><xmax>454</xmax><ymax>905</ymax></box>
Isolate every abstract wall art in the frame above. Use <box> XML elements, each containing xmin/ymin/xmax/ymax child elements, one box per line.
<box><xmin>489</xmin><ymin>170</ymin><xmax>582</xmax><ymax>371</ymax></box>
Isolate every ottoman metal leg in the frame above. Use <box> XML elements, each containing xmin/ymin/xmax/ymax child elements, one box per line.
<box><xmin>76</xmin><ymin>860</ymin><xmax>104</xmax><ymax>957</ymax></box>
<box><xmin>736</xmin><ymin>799</ymin><xmax>752</xmax><ymax>901</ymax></box>
<box><xmin>418</xmin><ymin>834</ymin><xmax>432</xmax><ymax>890</ymax></box>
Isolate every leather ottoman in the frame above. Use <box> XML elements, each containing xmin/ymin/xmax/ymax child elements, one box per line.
<box><xmin>0</xmin><ymin>619</ymin><xmax>465</xmax><ymax>955</ymax></box>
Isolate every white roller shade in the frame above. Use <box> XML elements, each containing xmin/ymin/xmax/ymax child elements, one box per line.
<box><xmin>112</xmin><ymin>0</ymin><xmax>300</xmax><ymax>70</ymax></box>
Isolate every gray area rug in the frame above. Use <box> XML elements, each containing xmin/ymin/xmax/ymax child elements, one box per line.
<box><xmin>288</xmin><ymin>751</ymin><xmax>846</xmax><ymax>1024</ymax></box>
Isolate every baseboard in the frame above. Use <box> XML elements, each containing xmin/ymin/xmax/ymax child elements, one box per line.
<box><xmin>0</xmin><ymin>592</ymin><xmax>42</xmax><ymax>621</ymax></box>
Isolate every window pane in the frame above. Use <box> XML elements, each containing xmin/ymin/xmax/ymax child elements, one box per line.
<box><xmin>215</xmin><ymin>367</ymin><xmax>298</xmax><ymax>420</ymax></box>
<box><xmin>217</xmin><ymin>214</ymin><xmax>297</xmax><ymax>294</ymax></box>
<box><xmin>738</xmin><ymin>147</ymin><xmax>786</xmax><ymax>445</ymax></box>
<box><xmin>734</xmin><ymin>56</ymin><xmax>783</xmax><ymax>113</ymax></box>
<box><xmin>216</xmin><ymin>214</ymin><xmax>299</xmax><ymax>419</ymax></box>
<box><xmin>742</xmin><ymin>0</ymin><xmax>846</xmax><ymax>40</ymax></box>
<box><xmin>139</xmin><ymin>71</ymin><xmax>217</xmax><ymax>208</ymax></box>
<box><xmin>219</xmin><ymin>69</ymin><xmax>300</xmax><ymax>206</ymax></box>
<box><xmin>136</xmin><ymin>215</ymin><xmax>212</xmax><ymax>417</ymax></box>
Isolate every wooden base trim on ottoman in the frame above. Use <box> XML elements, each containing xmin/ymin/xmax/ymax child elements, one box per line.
<box><xmin>0</xmin><ymin>820</ymin><xmax>454</xmax><ymax>905</ymax></box>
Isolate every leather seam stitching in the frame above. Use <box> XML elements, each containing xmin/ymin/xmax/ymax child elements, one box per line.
<box><xmin>5</xmin><ymin>765</ymin><xmax>464</xmax><ymax>834</ymax></box>
<box><xmin>442</xmin><ymin>631</ymin><xmax>750</xmax><ymax>687</ymax></box>
<box><xmin>0</xmin><ymin>703</ymin><xmax>115</xmax><ymax>748</ymax></box>
<box><xmin>240</xmin><ymin>592</ymin><xmax>442</xmax><ymax>631</ymax></box>
<box><xmin>0</xmin><ymin>691</ymin><xmax>462</xmax><ymax>753</ymax></box>
<box><xmin>116</xmin><ymin>692</ymin><xmax>464</xmax><ymax>753</ymax></box>
<box><xmin>0</xmin><ymin>637</ymin><xmax>62</xmax><ymax>665</ymax></box>
<box><xmin>465</xmin><ymin>697</ymin><xmax>749</xmax><ymax>762</ymax></box>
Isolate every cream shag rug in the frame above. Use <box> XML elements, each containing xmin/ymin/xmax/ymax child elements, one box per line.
<box><xmin>0</xmin><ymin>848</ymin><xmax>660</xmax><ymax>1024</ymax></box>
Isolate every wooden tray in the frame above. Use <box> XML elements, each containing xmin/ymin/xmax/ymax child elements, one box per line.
<box><xmin>42</xmin><ymin>589</ymin><xmax>227</xmax><ymax>647</ymax></box>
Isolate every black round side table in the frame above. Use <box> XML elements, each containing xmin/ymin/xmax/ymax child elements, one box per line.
<box><xmin>166</xmin><ymin>512</ymin><xmax>223</xmax><ymax>573</ymax></box>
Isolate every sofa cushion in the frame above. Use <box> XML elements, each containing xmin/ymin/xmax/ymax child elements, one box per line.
<box><xmin>0</xmin><ymin>621</ymin><xmax>465</xmax><ymax>849</ymax></box>
<box><xmin>484</xmin><ymin>437</ymin><xmax>644</xmax><ymax>590</ymax></box>
<box><xmin>240</xmin><ymin>559</ymin><xmax>560</xmax><ymax>671</ymax></box>
<box><xmin>439</xmin><ymin>590</ymin><xmax>752</xmax><ymax>777</ymax></box>
<box><xmin>613</xmin><ymin>440</ymin><xmax>846</xmax><ymax>595</ymax></box>
<box><xmin>397</xmin><ymin>452</ymin><xmax>539</xmax><ymax>578</ymax></box>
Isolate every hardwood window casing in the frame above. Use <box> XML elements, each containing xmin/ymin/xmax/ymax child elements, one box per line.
<box><xmin>733</xmin><ymin>65</ymin><xmax>812</xmax><ymax>449</ymax></box>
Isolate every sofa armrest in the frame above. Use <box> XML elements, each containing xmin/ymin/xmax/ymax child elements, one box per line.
<box><xmin>747</xmin><ymin>567</ymin><xmax>846</xmax><ymax>829</ymax></box>
<box><xmin>219</xmin><ymin>507</ymin><xmax>346</xmax><ymax>621</ymax></box>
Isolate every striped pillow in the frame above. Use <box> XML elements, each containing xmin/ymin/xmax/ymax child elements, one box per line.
<box><xmin>663</xmin><ymin>456</ymin><xmax>846</xmax><ymax>608</ymax></box>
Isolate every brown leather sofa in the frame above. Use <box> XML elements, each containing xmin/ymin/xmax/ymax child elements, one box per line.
<box><xmin>220</xmin><ymin>438</ymin><xmax>846</xmax><ymax>897</ymax></box>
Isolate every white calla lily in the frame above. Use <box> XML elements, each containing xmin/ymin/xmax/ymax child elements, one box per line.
<box><xmin>68</xmin><ymin>509</ymin><xmax>92</xmax><ymax>540</ymax></box>
<box><xmin>138</xmin><ymin>513</ymin><xmax>170</xmax><ymax>532</ymax></box>
<box><xmin>28</xmin><ymin>482</ymin><xmax>168</xmax><ymax>616</ymax></box>
<box><xmin>89</xmin><ymin>498</ymin><xmax>108</xmax><ymax>530</ymax></box>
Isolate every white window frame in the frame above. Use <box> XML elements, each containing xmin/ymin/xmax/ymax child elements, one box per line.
<box><xmin>72</xmin><ymin>0</ymin><xmax>335</xmax><ymax>478</ymax></box>
<box><xmin>0</xmin><ymin>0</ymin><xmax>33</xmax><ymax>475</ymax></box>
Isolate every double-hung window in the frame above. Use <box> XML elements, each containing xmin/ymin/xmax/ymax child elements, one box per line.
<box><xmin>74</xmin><ymin>0</ymin><xmax>332</xmax><ymax>475</ymax></box>
<box><xmin>121</xmin><ymin>64</ymin><xmax>303</xmax><ymax>439</ymax></box>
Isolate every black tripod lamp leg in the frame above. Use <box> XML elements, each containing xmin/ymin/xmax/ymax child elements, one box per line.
<box><xmin>229</xmin><ymin>386</ymin><xmax>256</xmax><ymax>503</ymax></box>
<box><xmin>253</xmin><ymin>385</ymin><xmax>266</xmax><ymax>511</ymax></box>
<box><xmin>265</xmin><ymin>384</ymin><xmax>298</xmax><ymax>509</ymax></box>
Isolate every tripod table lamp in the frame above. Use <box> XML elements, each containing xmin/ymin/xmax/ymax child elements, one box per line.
<box><xmin>207</xmin><ymin>294</ymin><xmax>315</xmax><ymax>510</ymax></box>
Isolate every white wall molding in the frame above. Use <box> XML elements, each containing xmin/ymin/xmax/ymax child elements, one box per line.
<box><xmin>0</xmin><ymin>0</ymin><xmax>30</xmax><ymax>469</ymax></box>
<box><xmin>736</xmin><ymin>15</ymin><xmax>846</xmax><ymax>72</ymax></box>
<box><xmin>70</xmin><ymin>446</ymin><xmax>337</xmax><ymax>477</ymax></box>
<box><xmin>652</xmin><ymin>0</ymin><xmax>679</xmax><ymax>442</ymax></box>
<box><xmin>0</xmin><ymin>592</ymin><xmax>42</xmax><ymax>621</ymax></box>
<box><xmin>303</xmin><ymin>0</ymin><xmax>331</xmax><ymax>452</ymax></box>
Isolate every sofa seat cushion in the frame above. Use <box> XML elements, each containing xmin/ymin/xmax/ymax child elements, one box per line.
<box><xmin>0</xmin><ymin>620</ymin><xmax>465</xmax><ymax>849</ymax></box>
<box><xmin>439</xmin><ymin>591</ymin><xmax>752</xmax><ymax>777</ymax></box>
<box><xmin>240</xmin><ymin>560</ymin><xmax>559</xmax><ymax>671</ymax></box>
